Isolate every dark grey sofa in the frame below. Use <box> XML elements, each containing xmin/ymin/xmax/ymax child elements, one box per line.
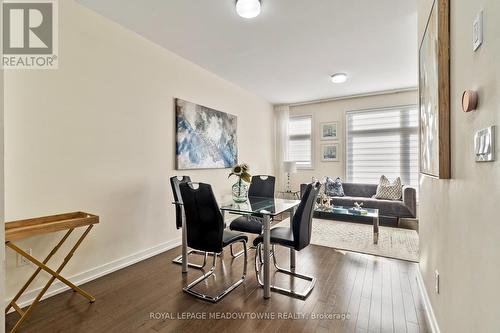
<box><xmin>300</xmin><ymin>182</ymin><xmax>417</xmax><ymax>227</ymax></box>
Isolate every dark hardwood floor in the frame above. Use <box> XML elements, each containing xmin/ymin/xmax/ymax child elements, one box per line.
<box><xmin>6</xmin><ymin>243</ymin><xmax>431</xmax><ymax>333</ymax></box>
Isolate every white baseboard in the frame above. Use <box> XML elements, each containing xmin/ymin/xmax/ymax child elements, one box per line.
<box><xmin>416</xmin><ymin>269</ymin><xmax>441</xmax><ymax>333</ymax></box>
<box><xmin>6</xmin><ymin>238</ymin><xmax>181</xmax><ymax>312</ymax></box>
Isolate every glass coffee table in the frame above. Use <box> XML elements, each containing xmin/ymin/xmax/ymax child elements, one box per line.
<box><xmin>314</xmin><ymin>206</ymin><xmax>380</xmax><ymax>244</ymax></box>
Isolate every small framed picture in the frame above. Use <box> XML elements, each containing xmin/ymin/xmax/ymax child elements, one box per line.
<box><xmin>321</xmin><ymin>143</ymin><xmax>339</xmax><ymax>162</ymax></box>
<box><xmin>320</xmin><ymin>122</ymin><xmax>339</xmax><ymax>140</ymax></box>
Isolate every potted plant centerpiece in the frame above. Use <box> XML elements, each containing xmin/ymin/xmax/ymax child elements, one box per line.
<box><xmin>228</xmin><ymin>163</ymin><xmax>251</xmax><ymax>203</ymax></box>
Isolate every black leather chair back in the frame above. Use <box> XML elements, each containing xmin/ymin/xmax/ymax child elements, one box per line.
<box><xmin>292</xmin><ymin>182</ymin><xmax>321</xmax><ymax>251</ymax></box>
<box><xmin>179</xmin><ymin>182</ymin><xmax>225</xmax><ymax>253</ymax></box>
<box><xmin>170</xmin><ymin>176</ymin><xmax>191</xmax><ymax>229</ymax></box>
<box><xmin>248</xmin><ymin>175</ymin><xmax>275</xmax><ymax>198</ymax></box>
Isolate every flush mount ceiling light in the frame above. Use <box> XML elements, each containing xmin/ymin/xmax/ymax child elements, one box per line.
<box><xmin>330</xmin><ymin>73</ymin><xmax>348</xmax><ymax>83</ymax></box>
<box><xmin>236</xmin><ymin>0</ymin><xmax>261</xmax><ymax>19</ymax></box>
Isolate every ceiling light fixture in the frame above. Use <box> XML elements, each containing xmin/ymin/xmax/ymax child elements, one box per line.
<box><xmin>236</xmin><ymin>0</ymin><xmax>261</xmax><ymax>19</ymax></box>
<box><xmin>330</xmin><ymin>73</ymin><xmax>348</xmax><ymax>83</ymax></box>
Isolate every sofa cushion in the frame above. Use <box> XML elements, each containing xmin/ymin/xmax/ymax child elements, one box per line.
<box><xmin>375</xmin><ymin>175</ymin><xmax>402</xmax><ymax>200</ymax></box>
<box><xmin>331</xmin><ymin>196</ymin><xmax>414</xmax><ymax>218</ymax></box>
<box><xmin>325</xmin><ymin>177</ymin><xmax>345</xmax><ymax>197</ymax></box>
<box><xmin>342</xmin><ymin>183</ymin><xmax>378</xmax><ymax>198</ymax></box>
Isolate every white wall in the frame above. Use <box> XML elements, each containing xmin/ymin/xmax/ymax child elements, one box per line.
<box><xmin>1</xmin><ymin>51</ymin><xmax>5</xmax><ymax>332</ymax></box>
<box><xmin>288</xmin><ymin>90</ymin><xmax>417</xmax><ymax>189</ymax></box>
<box><xmin>418</xmin><ymin>1</ymin><xmax>500</xmax><ymax>332</ymax></box>
<box><xmin>1</xmin><ymin>2</ymin><xmax>5</xmax><ymax>327</ymax></box>
<box><xmin>3</xmin><ymin>0</ymin><xmax>274</xmax><ymax>302</ymax></box>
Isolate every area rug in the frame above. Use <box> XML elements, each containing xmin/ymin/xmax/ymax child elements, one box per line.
<box><xmin>275</xmin><ymin>218</ymin><xmax>419</xmax><ymax>262</ymax></box>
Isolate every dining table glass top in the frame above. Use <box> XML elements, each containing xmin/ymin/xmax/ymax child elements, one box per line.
<box><xmin>219</xmin><ymin>196</ymin><xmax>301</xmax><ymax>216</ymax></box>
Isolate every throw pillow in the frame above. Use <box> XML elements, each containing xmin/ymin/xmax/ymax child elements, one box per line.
<box><xmin>375</xmin><ymin>175</ymin><xmax>402</xmax><ymax>200</ymax></box>
<box><xmin>325</xmin><ymin>177</ymin><xmax>345</xmax><ymax>197</ymax></box>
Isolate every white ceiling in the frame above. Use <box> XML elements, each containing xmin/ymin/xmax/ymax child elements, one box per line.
<box><xmin>78</xmin><ymin>0</ymin><xmax>418</xmax><ymax>104</ymax></box>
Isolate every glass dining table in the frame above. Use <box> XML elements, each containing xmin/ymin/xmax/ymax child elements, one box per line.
<box><xmin>219</xmin><ymin>196</ymin><xmax>301</xmax><ymax>299</ymax></box>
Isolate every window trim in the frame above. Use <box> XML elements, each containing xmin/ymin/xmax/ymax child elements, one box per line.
<box><xmin>344</xmin><ymin>104</ymin><xmax>419</xmax><ymax>185</ymax></box>
<box><xmin>288</xmin><ymin>114</ymin><xmax>314</xmax><ymax>170</ymax></box>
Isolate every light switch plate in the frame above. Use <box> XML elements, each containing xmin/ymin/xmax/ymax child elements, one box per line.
<box><xmin>473</xmin><ymin>10</ymin><xmax>483</xmax><ymax>51</ymax></box>
<box><xmin>474</xmin><ymin>126</ymin><xmax>495</xmax><ymax>162</ymax></box>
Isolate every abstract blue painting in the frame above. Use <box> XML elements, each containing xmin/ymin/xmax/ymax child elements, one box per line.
<box><xmin>175</xmin><ymin>99</ymin><xmax>238</xmax><ymax>170</ymax></box>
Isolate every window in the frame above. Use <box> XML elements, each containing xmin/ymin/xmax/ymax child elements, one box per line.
<box><xmin>288</xmin><ymin>115</ymin><xmax>312</xmax><ymax>168</ymax></box>
<box><xmin>346</xmin><ymin>106</ymin><xmax>419</xmax><ymax>189</ymax></box>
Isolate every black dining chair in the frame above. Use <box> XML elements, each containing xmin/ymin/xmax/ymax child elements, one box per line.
<box><xmin>253</xmin><ymin>181</ymin><xmax>321</xmax><ymax>299</ymax></box>
<box><xmin>179</xmin><ymin>182</ymin><xmax>248</xmax><ymax>303</ymax></box>
<box><xmin>170</xmin><ymin>176</ymin><xmax>208</xmax><ymax>269</ymax></box>
<box><xmin>229</xmin><ymin>175</ymin><xmax>276</xmax><ymax>257</ymax></box>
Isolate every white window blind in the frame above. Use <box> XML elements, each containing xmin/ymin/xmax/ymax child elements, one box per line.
<box><xmin>288</xmin><ymin>115</ymin><xmax>312</xmax><ymax>168</ymax></box>
<box><xmin>346</xmin><ymin>106</ymin><xmax>419</xmax><ymax>189</ymax></box>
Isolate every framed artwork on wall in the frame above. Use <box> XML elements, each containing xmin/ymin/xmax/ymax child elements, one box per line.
<box><xmin>175</xmin><ymin>98</ymin><xmax>238</xmax><ymax>170</ymax></box>
<box><xmin>321</xmin><ymin>143</ymin><xmax>339</xmax><ymax>162</ymax></box>
<box><xmin>320</xmin><ymin>122</ymin><xmax>339</xmax><ymax>140</ymax></box>
<box><xmin>419</xmin><ymin>0</ymin><xmax>450</xmax><ymax>179</ymax></box>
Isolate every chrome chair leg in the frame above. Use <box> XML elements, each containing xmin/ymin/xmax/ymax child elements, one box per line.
<box><xmin>254</xmin><ymin>243</ymin><xmax>271</xmax><ymax>268</ymax></box>
<box><xmin>255</xmin><ymin>246</ymin><xmax>261</xmax><ymax>281</ymax></box>
<box><xmin>254</xmin><ymin>244</ymin><xmax>268</xmax><ymax>284</ymax></box>
<box><xmin>172</xmin><ymin>249</ymin><xmax>209</xmax><ymax>269</ymax></box>
<box><xmin>230</xmin><ymin>243</ymin><xmax>245</xmax><ymax>258</ymax></box>
<box><xmin>254</xmin><ymin>243</ymin><xmax>316</xmax><ymax>300</ymax></box>
<box><xmin>184</xmin><ymin>240</ymin><xmax>247</xmax><ymax>303</ymax></box>
<box><xmin>230</xmin><ymin>243</ymin><xmax>258</xmax><ymax>258</ymax></box>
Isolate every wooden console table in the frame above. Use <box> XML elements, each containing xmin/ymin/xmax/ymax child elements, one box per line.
<box><xmin>5</xmin><ymin>212</ymin><xmax>99</xmax><ymax>333</ymax></box>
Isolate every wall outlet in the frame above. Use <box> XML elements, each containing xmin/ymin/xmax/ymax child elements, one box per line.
<box><xmin>16</xmin><ymin>248</ymin><xmax>32</xmax><ymax>267</ymax></box>
<box><xmin>435</xmin><ymin>270</ymin><xmax>440</xmax><ymax>294</ymax></box>
<box><xmin>473</xmin><ymin>10</ymin><xmax>483</xmax><ymax>51</ymax></box>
